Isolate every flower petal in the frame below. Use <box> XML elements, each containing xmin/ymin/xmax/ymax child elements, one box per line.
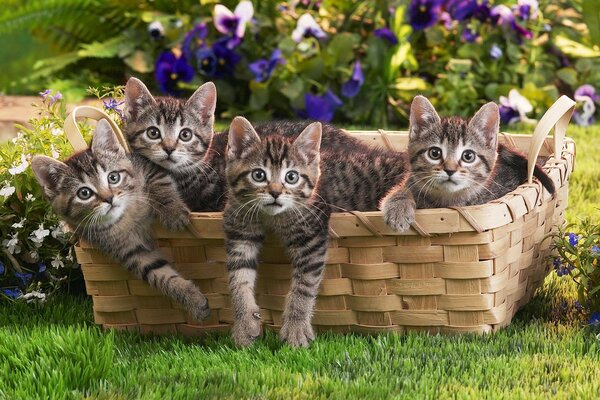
<box><xmin>214</xmin><ymin>4</ymin><xmax>235</xmax><ymax>34</ymax></box>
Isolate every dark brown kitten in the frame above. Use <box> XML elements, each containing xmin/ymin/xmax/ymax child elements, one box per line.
<box><xmin>382</xmin><ymin>95</ymin><xmax>555</xmax><ymax>232</ymax></box>
<box><xmin>124</xmin><ymin>77</ymin><xmax>227</xmax><ymax>211</ymax></box>
<box><xmin>223</xmin><ymin>118</ymin><xmax>408</xmax><ymax>348</ymax></box>
<box><xmin>31</xmin><ymin>120</ymin><xmax>210</xmax><ymax>321</ymax></box>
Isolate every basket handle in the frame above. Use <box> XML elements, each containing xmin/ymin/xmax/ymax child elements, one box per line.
<box><xmin>526</xmin><ymin>95</ymin><xmax>575</xmax><ymax>183</ymax></box>
<box><xmin>63</xmin><ymin>105</ymin><xmax>130</xmax><ymax>153</ymax></box>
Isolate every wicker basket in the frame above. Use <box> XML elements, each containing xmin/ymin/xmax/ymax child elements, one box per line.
<box><xmin>66</xmin><ymin>96</ymin><xmax>576</xmax><ymax>336</ymax></box>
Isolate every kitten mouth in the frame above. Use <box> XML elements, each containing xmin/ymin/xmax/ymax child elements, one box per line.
<box><xmin>265</xmin><ymin>202</ymin><xmax>282</xmax><ymax>207</ymax></box>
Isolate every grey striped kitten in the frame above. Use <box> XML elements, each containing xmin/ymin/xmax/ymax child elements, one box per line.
<box><xmin>224</xmin><ymin>117</ymin><xmax>408</xmax><ymax>347</ymax></box>
<box><xmin>31</xmin><ymin>120</ymin><xmax>210</xmax><ymax>321</ymax></box>
<box><xmin>382</xmin><ymin>95</ymin><xmax>555</xmax><ymax>232</ymax></box>
<box><xmin>124</xmin><ymin>77</ymin><xmax>227</xmax><ymax>211</ymax></box>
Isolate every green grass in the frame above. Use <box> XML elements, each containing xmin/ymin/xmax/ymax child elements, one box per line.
<box><xmin>1</xmin><ymin>124</ymin><xmax>599</xmax><ymax>399</ymax></box>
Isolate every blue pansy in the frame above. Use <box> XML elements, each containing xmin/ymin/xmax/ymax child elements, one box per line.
<box><xmin>462</xmin><ymin>28</ymin><xmax>478</xmax><ymax>42</ymax></box>
<box><xmin>589</xmin><ymin>312</ymin><xmax>600</xmax><ymax>326</ymax></box>
<box><xmin>1</xmin><ymin>288</ymin><xmax>21</xmax><ymax>299</ymax></box>
<box><xmin>341</xmin><ymin>60</ymin><xmax>364</xmax><ymax>98</ymax></box>
<box><xmin>409</xmin><ymin>0</ymin><xmax>444</xmax><ymax>31</ymax></box>
<box><xmin>489</xmin><ymin>43</ymin><xmax>503</xmax><ymax>60</ymax></box>
<box><xmin>155</xmin><ymin>51</ymin><xmax>195</xmax><ymax>95</ymax></box>
<box><xmin>300</xmin><ymin>90</ymin><xmax>343</xmax><ymax>122</ymax></box>
<box><xmin>248</xmin><ymin>49</ymin><xmax>285</xmax><ymax>82</ymax></box>
<box><xmin>182</xmin><ymin>23</ymin><xmax>208</xmax><ymax>61</ymax></box>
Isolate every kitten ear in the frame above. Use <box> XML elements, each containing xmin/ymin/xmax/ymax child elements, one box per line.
<box><xmin>469</xmin><ymin>102</ymin><xmax>499</xmax><ymax>149</ymax></box>
<box><xmin>293</xmin><ymin>122</ymin><xmax>322</xmax><ymax>163</ymax></box>
<box><xmin>185</xmin><ymin>82</ymin><xmax>217</xmax><ymax>124</ymax></box>
<box><xmin>227</xmin><ymin>116</ymin><xmax>260</xmax><ymax>159</ymax></box>
<box><xmin>124</xmin><ymin>77</ymin><xmax>156</xmax><ymax>120</ymax></box>
<box><xmin>410</xmin><ymin>95</ymin><xmax>441</xmax><ymax>140</ymax></box>
<box><xmin>91</xmin><ymin>119</ymin><xmax>126</xmax><ymax>156</ymax></box>
<box><xmin>31</xmin><ymin>155</ymin><xmax>70</xmax><ymax>197</ymax></box>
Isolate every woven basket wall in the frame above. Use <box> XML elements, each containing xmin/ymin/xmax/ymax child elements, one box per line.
<box><xmin>75</xmin><ymin>122</ymin><xmax>576</xmax><ymax>336</ymax></box>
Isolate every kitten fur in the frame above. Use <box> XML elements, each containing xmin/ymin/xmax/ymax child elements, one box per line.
<box><xmin>31</xmin><ymin>120</ymin><xmax>210</xmax><ymax>321</ymax></box>
<box><xmin>223</xmin><ymin>118</ymin><xmax>408</xmax><ymax>348</ymax></box>
<box><xmin>382</xmin><ymin>95</ymin><xmax>555</xmax><ymax>232</ymax></box>
<box><xmin>124</xmin><ymin>77</ymin><xmax>227</xmax><ymax>211</ymax></box>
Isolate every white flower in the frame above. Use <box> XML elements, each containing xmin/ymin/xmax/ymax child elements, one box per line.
<box><xmin>214</xmin><ymin>1</ymin><xmax>254</xmax><ymax>38</ymax></box>
<box><xmin>22</xmin><ymin>290</ymin><xmax>47</xmax><ymax>304</ymax></box>
<box><xmin>65</xmin><ymin>248</ymin><xmax>74</xmax><ymax>262</ymax></box>
<box><xmin>51</xmin><ymin>128</ymin><xmax>62</xmax><ymax>136</ymax></box>
<box><xmin>51</xmin><ymin>224</ymin><xmax>65</xmax><ymax>239</ymax></box>
<box><xmin>292</xmin><ymin>14</ymin><xmax>327</xmax><ymax>42</ymax></box>
<box><xmin>25</xmin><ymin>193</ymin><xmax>35</xmax><ymax>202</ymax></box>
<box><xmin>29</xmin><ymin>223</ymin><xmax>50</xmax><ymax>245</ymax></box>
<box><xmin>499</xmin><ymin>89</ymin><xmax>534</xmax><ymax>124</ymax></box>
<box><xmin>2</xmin><ymin>233</ymin><xmax>21</xmax><ymax>254</ymax></box>
<box><xmin>12</xmin><ymin>218</ymin><xmax>25</xmax><ymax>229</ymax></box>
<box><xmin>0</xmin><ymin>184</ymin><xmax>16</xmax><ymax>197</ymax></box>
<box><xmin>51</xmin><ymin>255</ymin><xmax>65</xmax><ymax>269</ymax></box>
<box><xmin>8</xmin><ymin>154</ymin><xmax>29</xmax><ymax>175</ymax></box>
<box><xmin>50</xmin><ymin>145</ymin><xmax>60</xmax><ymax>159</ymax></box>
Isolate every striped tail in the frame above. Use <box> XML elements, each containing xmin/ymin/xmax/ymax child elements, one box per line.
<box><xmin>120</xmin><ymin>245</ymin><xmax>210</xmax><ymax>321</ymax></box>
<box><xmin>532</xmin><ymin>163</ymin><xmax>556</xmax><ymax>198</ymax></box>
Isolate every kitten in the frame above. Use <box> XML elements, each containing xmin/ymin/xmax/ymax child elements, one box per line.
<box><xmin>31</xmin><ymin>120</ymin><xmax>210</xmax><ymax>321</ymax></box>
<box><xmin>124</xmin><ymin>77</ymin><xmax>227</xmax><ymax>211</ymax></box>
<box><xmin>382</xmin><ymin>95</ymin><xmax>555</xmax><ymax>232</ymax></box>
<box><xmin>223</xmin><ymin>118</ymin><xmax>408</xmax><ymax>348</ymax></box>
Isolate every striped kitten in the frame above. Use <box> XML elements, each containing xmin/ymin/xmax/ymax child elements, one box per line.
<box><xmin>224</xmin><ymin>117</ymin><xmax>408</xmax><ymax>347</ymax></box>
<box><xmin>382</xmin><ymin>95</ymin><xmax>555</xmax><ymax>232</ymax></box>
<box><xmin>31</xmin><ymin>120</ymin><xmax>210</xmax><ymax>321</ymax></box>
<box><xmin>124</xmin><ymin>77</ymin><xmax>227</xmax><ymax>211</ymax></box>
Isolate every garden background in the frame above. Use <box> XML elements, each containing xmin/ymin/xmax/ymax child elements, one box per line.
<box><xmin>1</xmin><ymin>0</ymin><xmax>600</xmax><ymax>398</ymax></box>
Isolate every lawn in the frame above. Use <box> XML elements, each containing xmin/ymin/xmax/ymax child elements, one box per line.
<box><xmin>1</xmin><ymin>124</ymin><xmax>599</xmax><ymax>399</ymax></box>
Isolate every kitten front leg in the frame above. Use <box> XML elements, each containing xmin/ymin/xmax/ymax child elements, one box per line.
<box><xmin>280</xmin><ymin>225</ymin><xmax>329</xmax><ymax>348</ymax></box>
<box><xmin>224</xmin><ymin>207</ymin><xmax>265</xmax><ymax>347</ymax></box>
<box><xmin>381</xmin><ymin>186</ymin><xmax>416</xmax><ymax>233</ymax></box>
<box><xmin>147</xmin><ymin>171</ymin><xmax>191</xmax><ymax>231</ymax></box>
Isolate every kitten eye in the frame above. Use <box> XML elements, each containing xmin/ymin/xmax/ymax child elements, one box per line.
<box><xmin>428</xmin><ymin>147</ymin><xmax>442</xmax><ymax>160</ymax></box>
<box><xmin>284</xmin><ymin>170</ymin><xmax>299</xmax><ymax>185</ymax></box>
<box><xmin>251</xmin><ymin>169</ymin><xmax>267</xmax><ymax>183</ymax></box>
<box><xmin>146</xmin><ymin>127</ymin><xmax>161</xmax><ymax>140</ymax></box>
<box><xmin>77</xmin><ymin>187</ymin><xmax>93</xmax><ymax>200</ymax></box>
<box><xmin>107</xmin><ymin>171</ymin><xmax>121</xmax><ymax>184</ymax></box>
<box><xmin>179</xmin><ymin>128</ymin><xmax>193</xmax><ymax>142</ymax></box>
<box><xmin>461</xmin><ymin>150</ymin><xmax>476</xmax><ymax>163</ymax></box>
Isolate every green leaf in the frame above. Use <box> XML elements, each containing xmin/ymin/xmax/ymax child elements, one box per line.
<box><xmin>582</xmin><ymin>0</ymin><xmax>600</xmax><ymax>45</ymax></box>
<box><xmin>31</xmin><ymin>52</ymin><xmax>80</xmax><ymax>79</ymax></box>
<box><xmin>392</xmin><ymin>77</ymin><xmax>427</xmax><ymax>91</ymax></box>
<box><xmin>279</xmin><ymin>79</ymin><xmax>304</xmax><ymax>101</ymax></box>
<box><xmin>326</xmin><ymin>33</ymin><xmax>359</xmax><ymax>65</ymax></box>
<box><xmin>248</xmin><ymin>81</ymin><xmax>269</xmax><ymax>111</ymax></box>
<box><xmin>554</xmin><ymin>35</ymin><xmax>600</xmax><ymax>58</ymax></box>
<box><xmin>556</xmin><ymin>68</ymin><xmax>578</xmax><ymax>86</ymax></box>
<box><xmin>77</xmin><ymin>36</ymin><xmax>123</xmax><ymax>58</ymax></box>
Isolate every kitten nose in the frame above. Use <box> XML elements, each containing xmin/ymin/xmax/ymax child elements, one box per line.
<box><xmin>164</xmin><ymin>147</ymin><xmax>175</xmax><ymax>156</ymax></box>
<box><xmin>444</xmin><ymin>169</ymin><xmax>456</xmax><ymax>177</ymax></box>
<box><xmin>104</xmin><ymin>195</ymin><xmax>114</xmax><ymax>205</ymax></box>
<box><xmin>269</xmin><ymin>190</ymin><xmax>281</xmax><ymax>199</ymax></box>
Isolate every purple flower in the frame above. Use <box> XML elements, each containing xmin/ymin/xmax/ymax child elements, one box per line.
<box><xmin>155</xmin><ymin>51</ymin><xmax>195</xmax><ymax>95</ymax></box>
<box><xmin>341</xmin><ymin>60</ymin><xmax>365</xmax><ymax>98</ymax></box>
<box><xmin>409</xmin><ymin>0</ymin><xmax>444</xmax><ymax>31</ymax></box>
<box><xmin>589</xmin><ymin>312</ymin><xmax>600</xmax><ymax>326</ymax></box>
<box><xmin>1</xmin><ymin>288</ymin><xmax>21</xmax><ymax>299</ymax></box>
<box><xmin>103</xmin><ymin>98</ymin><xmax>125</xmax><ymax>119</ymax></box>
<box><xmin>182</xmin><ymin>23</ymin><xmax>208</xmax><ymax>61</ymax></box>
<box><xmin>292</xmin><ymin>14</ymin><xmax>327</xmax><ymax>42</ymax></box>
<box><xmin>575</xmin><ymin>85</ymin><xmax>599</xmax><ymax>102</ymax></box>
<box><xmin>15</xmin><ymin>272</ymin><xmax>32</xmax><ymax>287</ymax></box>
<box><xmin>462</xmin><ymin>28</ymin><xmax>478</xmax><ymax>42</ymax></box>
<box><xmin>440</xmin><ymin>12</ymin><xmax>454</xmax><ymax>30</ymax></box>
<box><xmin>300</xmin><ymin>90</ymin><xmax>343</xmax><ymax>122</ymax></box>
<box><xmin>573</xmin><ymin>85</ymin><xmax>598</xmax><ymax>127</ymax></box>
<box><xmin>592</xmin><ymin>245</ymin><xmax>600</xmax><ymax>255</ymax></box>
<box><xmin>491</xmin><ymin>5</ymin><xmax>514</xmax><ymax>26</ymax></box>
<box><xmin>568</xmin><ymin>233</ymin><xmax>579</xmax><ymax>247</ymax></box>
<box><xmin>374</xmin><ymin>27</ymin><xmax>398</xmax><ymax>45</ymax></box>
<box><xmin>196</xmin><ymin>38</ymin><xmax>241</xmax><ymax>78</ymax></box>
<box><xmin>553</xmin><ymin>257</ymin><xmax>562</xmax><ymax>268</ymax></box>
<box><xmin>248</xmin><ymin>49</ymin><xmax>285</xmax><ymax>82</ymax></box>
<box><xmin>446</xmin><ymin>0</ymin><xmax>478</xmax><ymax>21</ymax></box>
<box><xmin>490</xmin><ymin>43</ymin><xmax>503</xmax><ymax>59</ymax></box>
<box><xmin>499</xmin><ymin>89</ymin><xmax>533</xmax><ymax>125</ymax></box>
<box><xmin>36</xmin><ymin>262</ymin><xmax>47</xmax><ymax>278</ymax></box>
<box><xmin>39</xmin><ymin>89</ymin><xmax>51</xmax><ymax>99</ymax></box>
<box><xmin>514</xmin><ymin>0</ymin><xmax>539</xmax><ymax>21</ymax></box>
<box><xmin>214</xmin><ymin>1</ymin><xmax>254</xmax><ymax>40</ymax></box>
<box><xmin>41</xmin><ymin>90</ymin><xmax>62</xmax><ymax>105</ymax></box>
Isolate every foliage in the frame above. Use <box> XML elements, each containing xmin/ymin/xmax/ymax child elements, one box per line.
<box><xmin>1</xmin><ymin>1</ymin><xmax>599</xmax><ymax>126</ymax></box>
<box><xmin>552</xmin><ymin>220</ymin><xmax>600</xmax><ymax>324</ymax></box>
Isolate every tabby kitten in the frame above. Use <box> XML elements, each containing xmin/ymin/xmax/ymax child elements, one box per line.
<box><xmin>124</xmin><ymin>77</ymin><xmax>227</xmax><ymax>211</ymax></box>
<box><xmin>382</xmin><ymin>95</ymin><xmax>555</xmax><ymax>232</ymax></box>
<box><xmin>224</xmin><ymin>118</ymin><xmax>408</xmax><ymax>348</ymax></box>
<box><xmin>31</xmin><ymin>120</ymin><xmax>210</xmax><ymax>321</ymax></box>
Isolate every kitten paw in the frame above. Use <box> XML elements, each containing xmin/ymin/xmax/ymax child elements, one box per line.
<box><xmin>231</xmin><ymin>311</ymin><xmax>262</xmax><ymax>347</ymax></box>
<box><xmin>279</xmin><ymin>318</ymin><xmax>315</xmax><ymax>348</ymax></box>
<box><xmin>191</xmin><ymin>296</ymin><xmax>211</xmax><ymax>321</ymax></box>
<box><xmin>383</xmin><ymin>199</ymin><xmax>416</xmax><ymax>232</ymax></box>
<box><xmin>163</xmin><ymin>210</ymin><xmax>191</xmax><ymax>231</ymax></box>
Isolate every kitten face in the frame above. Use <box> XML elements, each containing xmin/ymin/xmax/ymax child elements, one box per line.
<box><xmin>225</xmin><ymin>117</ymin><xmax>321</xmax><ymax>216</ymax></box>
<box><xmin>32</xmin><ymin>120</ymin><xmax>142</xmax><ymax>228</ymax></box>
<box><xmin>408</xmin><ymin>96</ymin><xmax>499</xmax><ymax>197</ymax></box>
<box><xmin>124</xmin><ymin>78</ymin><xmax>216</xmax><ymax>173</ymax></box>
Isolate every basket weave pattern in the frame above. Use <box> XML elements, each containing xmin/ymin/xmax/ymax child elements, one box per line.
<box><xmin>75</xmin><ymin>129</ymin><xmax>575</xmax><ymax>336</ymax></box>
